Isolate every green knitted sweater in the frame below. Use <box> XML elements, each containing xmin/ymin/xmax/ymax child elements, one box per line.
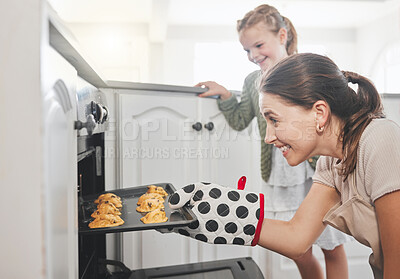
<box><xmin>217</xmin><ymin>70</ymin><xmax>318</xmax><ymax>183</ymax></box>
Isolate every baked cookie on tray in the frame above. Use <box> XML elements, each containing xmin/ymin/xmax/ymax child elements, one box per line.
<box><xmin>146</xmin><ymin>185</ymin><xmax>168</xmax><ymax>197</ymax></box>
<box><xmin>137</xmin><ymin>192</ymin><xmax>165</xmax><ymax>206</ymax></box>
<box><xmin>91</xmin><ymin>202</ymin><xmax>121</xmax><ymax>218</ymax></box>
<box><xmin>89</xmin><ymin>214</ymin><xmax>124</xmax><ymax>228</ymax></box>
<box><xmin>136</xmin><ymin>198</ymin><xmax>164</xmax><ymax>213</ymax></box>
<box><xmin>94</xmin><ymin>193</ymin><xmax>122</xmax><ymax>208</ymax></box>
<box><xmin>140</xmin><ymin>208</ymin><xmax>168</xmax><ymax>224</ymax></box>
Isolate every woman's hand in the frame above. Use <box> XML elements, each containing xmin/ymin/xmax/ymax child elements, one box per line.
<box><xmin>168</xmin><ymin>182</ymin><xmax>264</xmax><ymax>246</ymax></box>
<box><xmin>195</xmin><ymin>81</ymin><xmax>232</xmax><ymax>100</ymax></box>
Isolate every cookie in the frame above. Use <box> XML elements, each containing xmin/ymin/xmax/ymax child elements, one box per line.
<box><xmin>146</xmin><ymin>185</ymin><xmax>168</xmax><ymax>197</ymax></box>
<box><xmin>136</xmin><ymin>198</ymin><xmax>164</xmax><ymax>213</ymax></box>
<box><xmin>140</xmin><ymin>208</ymin><xmax>168</xmax><ymax>224</ymax></box>
<box><xmin>94</xmin><ymin>193</ymin><xmax>122</xmax><ymax>208</ymax></box>
<box><xmin>137</xmin><ymin>193</ymin><xmax>164</xmax><ymax>206</ymax></box>
<box><xmin>91</xmin><ymin>202</ymin><xmax>121</xmax><ymax>218</ymax></box>
<box><xmin>89</xmin><ymin>214</ymin><xmax>124</xmax><ymax>228</ymax></box>
<box><xmin>95</xmin><ymin>194</ymin><xmax>122</xmax><ymax>208</ymax></box>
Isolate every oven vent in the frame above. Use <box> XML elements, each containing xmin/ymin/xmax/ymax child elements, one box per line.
<box><xmin>54</xmin><ymin>79</ymin><xmax>72</xmax><ymax>113</ymax></box>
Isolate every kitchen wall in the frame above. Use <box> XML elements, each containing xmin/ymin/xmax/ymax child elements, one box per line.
<box><xmin>66</xmin><ymin>23</ymin><xmax>359</xmax><ymax>87</ymax></box>
<box><xmin>64</xmin><ymin>6</ymin><xmax>400</xmax><ymax>90</ymax></box>
<box><xmin>67</xmin><ymin>22</ymin><xmax>150</xmax><ymax>83</ymax></box>
<box><xmin>357</xmin><ymin>7</ymin><xmax>400</xmax><ymax>92</ymax></box>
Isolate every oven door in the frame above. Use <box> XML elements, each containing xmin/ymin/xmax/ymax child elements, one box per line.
<box><xmin>42</xmin><ymin>44</ymin><xmax>78</xmax><ymax>279</ymax></box>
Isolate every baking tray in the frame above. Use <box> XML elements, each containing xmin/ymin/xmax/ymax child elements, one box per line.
<box><xmin>78</xmin><ymin>183</ymin><xmax>197</xmax><ymax>234</ymax></box>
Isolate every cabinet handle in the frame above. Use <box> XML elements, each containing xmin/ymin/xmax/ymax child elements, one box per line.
<box><xmin>192</xmin><ymin>122</ymin><xmax>202</xmax><ymax>131</ymax></box>
<box><xmin>204</xmin><ymin>122</ymin><xmax>214</xmax><ymax>131</ymax></box>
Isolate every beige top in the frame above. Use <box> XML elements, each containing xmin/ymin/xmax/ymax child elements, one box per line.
<box><xmin>313</xmin><ymin>119</ymin><xmax>400</xmax><ymax>277</ymax></box>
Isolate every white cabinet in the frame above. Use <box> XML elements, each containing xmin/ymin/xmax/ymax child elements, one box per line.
<box><xmin>117</xmin><ymin>89</ymin><xmax>260</xmax><ymax>270</ymax></box>
<box><xmin>119</xmin><ymin>91</ymin><xmax>199</xmax><ymax>188</ymax></box>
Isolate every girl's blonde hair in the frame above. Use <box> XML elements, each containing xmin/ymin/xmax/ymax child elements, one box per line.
<box><xmin>237</xmin><ymin>4</ymin><xmax>298</xmax><ymax>55</ymax></box>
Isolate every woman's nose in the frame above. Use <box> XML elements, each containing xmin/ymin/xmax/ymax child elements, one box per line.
<box><xmin>264</xmin><ymin>126</ymin><xmax>277</xmax><ymax>144</ymax></box>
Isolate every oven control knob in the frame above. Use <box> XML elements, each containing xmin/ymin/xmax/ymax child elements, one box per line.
<box><xmin>91</xmin><ymin>101</ymin><xmax>104</xmax><ymax>123</ymax></box>
<box><xmin>74</xmin><ymin>114</ymin><xmax>97</xmax><ymax>135</ymax></box>
<box><xmin>101</xmin><ymin>105</ymin><xmax>109</xmax><ymax>123</ymax></box>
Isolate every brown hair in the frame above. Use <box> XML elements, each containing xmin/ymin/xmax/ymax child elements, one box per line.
<box><xmin>260</xmin><ymin>53</ymin><xmax>385</xmax><ymax>180</ymax></box>
<box><xmin>237</xmin><ymin>4</ymin><xmax>298</xmax><ymax>55</ymax></box>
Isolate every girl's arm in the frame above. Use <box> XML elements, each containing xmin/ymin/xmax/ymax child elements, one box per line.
<box><xmin>196</xmin><ymin>81</ymin><xmax>232</xmax><ymax>100</ymax></box>
<box><xmin>258</xmin><ymin>182</ymin><xmax>340</xmax><ymax>259</ymax></box>
<box><xmin>216</xmin><ymin>71</ymin><xmax>260</xmax><ymax>131</ymax></box>
<box><xmin>375</xmin><ymin>189</ymin><xmax>400</xmax><ymax>279</ymax></box>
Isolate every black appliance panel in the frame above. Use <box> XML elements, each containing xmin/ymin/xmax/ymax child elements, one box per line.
<box><xmin>78</xmin><ymin>133</ymin><xmax>106</xmax><ymax>279</ymax></box>
<box><xmin>129</xmin><ymin>257</ymin><xmax>264</xmax><ymax>279</ymax></box>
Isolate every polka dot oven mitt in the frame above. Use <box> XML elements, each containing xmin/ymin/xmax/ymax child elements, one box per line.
<box><xmin>168</xmin><ymin>182</ymin><xmax>264</xmax><ymax>246</ymax></box>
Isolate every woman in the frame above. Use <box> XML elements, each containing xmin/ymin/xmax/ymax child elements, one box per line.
<box><xmin>169</xmin><ymin>53</ymin><xmax>400</xmax><ymax>278</ymax></box>
<box><xmin>195</xmin><ymin>5</ymin><xmax>350</xmax><ymax>278</ymax></box>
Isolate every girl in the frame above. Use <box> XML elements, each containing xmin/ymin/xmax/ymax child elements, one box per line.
<box><xmin>195</xmin><ymin>5</ymin><xmax>351</xmax><ymax>278</ymax></box>
<box><xmin>169</xmin><ymin>53</ymin><xmax>400</xmax><ymax>279</ymax></box>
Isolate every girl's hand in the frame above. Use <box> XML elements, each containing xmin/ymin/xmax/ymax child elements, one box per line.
<box><xmin>195</xmin><ymin>81</ymin><xmax>232</xmax><ymax>100</ymax></box>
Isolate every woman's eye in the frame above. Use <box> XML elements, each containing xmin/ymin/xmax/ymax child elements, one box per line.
<box><xmin>270</xmin><ymin>118</ymin><xmax>278</xmax><ymax>126</ymax></box>
<box><xmin>256</xmin><ymin>43</ymin><xmax>263</xmax><ymax>48</ymax></box>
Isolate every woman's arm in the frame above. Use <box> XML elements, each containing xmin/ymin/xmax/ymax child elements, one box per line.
<box><xmin>374</xmin><ymin>189</ymin><xmax>400</xmax><ymax>279</ymax></box>
<box><xmin>258</xmin><ymin>182</ymin><xmax>340</xmax><ymax>259</ymax></box>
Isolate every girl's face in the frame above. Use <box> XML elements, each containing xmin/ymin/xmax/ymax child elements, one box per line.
<box><xmin>259</xmin><ymin>93</ymin><xmax>318</xmax><ymax>166</ymax></box>
<box><xmin>239</xmin><ymin>22</ymin><xmax>288</xmax><ymax>72</ymax></box>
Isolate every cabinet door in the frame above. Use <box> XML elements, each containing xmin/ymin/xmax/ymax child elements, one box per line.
<box><xmin>119</xmin><ymin>92</ymin><xmax>202</xmax><ymax>269</ymax></box>
<box><xmin>197</xmin><ymin>97</ymin><xmax>260</xmax><ymax>188</ymax></box>
<box><xmin>119</xmin><ymin>92</ymin><xmax>202</xmax><ymax>187</ymax></box>
<box><xmin>118</xmin><ymin>92</ymin><xmax>266</xmax><ymax>271</ymax></box>
<box><xmin>193</xmin><ymin>97</ymin><xmax>259</xmax><ymax>262</ymax></box>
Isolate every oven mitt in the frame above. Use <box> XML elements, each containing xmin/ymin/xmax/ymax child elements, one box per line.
<box><xmin>168</xmin><ymin>181</ymin><xmax>264</xmax><ymax>246</ymax></box>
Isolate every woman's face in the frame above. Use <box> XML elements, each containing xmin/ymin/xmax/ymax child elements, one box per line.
<box><xmin>239</xmin><ymin>22</ymin><xmax>288</xmax><ymax>72</ymax></box>
<box><xmin>259</xmin><ymin>93</ymin><xmax>318</xmax><ymax>166</ymax></box>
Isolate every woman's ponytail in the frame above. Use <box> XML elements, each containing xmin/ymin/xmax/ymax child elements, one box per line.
<box><xmin>339</xmin><ymin>71</ymin><xmax>385</xmax><ymax>179</ymax></box>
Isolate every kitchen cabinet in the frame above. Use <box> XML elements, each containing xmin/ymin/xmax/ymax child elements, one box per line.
<box><xmin>382</xmin><ymin>93</ymin><xmax>400</xmax><ymax>125</ymax></box>
<box><xmin>117</xmin><ymin>88</ymin><xmax>260</xmax><ymax>270</ymax></box>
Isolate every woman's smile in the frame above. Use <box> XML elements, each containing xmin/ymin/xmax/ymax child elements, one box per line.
<box><xmin>260</xmin><ymin>93</ymin><xmax>318</xmax><ymax>166</ymax></box>
<box><xmin>275</xmin><ymin>144</ymin><xmax>292</xmax><ymax>157</ymax></box>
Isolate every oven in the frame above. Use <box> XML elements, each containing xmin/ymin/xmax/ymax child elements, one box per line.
<box><xmin>75</xmin><ymin>83</ymin><xmax>109</xmax><ymax>278</ymax></box>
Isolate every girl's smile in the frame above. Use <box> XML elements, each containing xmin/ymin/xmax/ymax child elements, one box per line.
<box><xmin>239</xmin><ymin>22</ymin><xmax>288</xmax><ymax>72</ymax></box>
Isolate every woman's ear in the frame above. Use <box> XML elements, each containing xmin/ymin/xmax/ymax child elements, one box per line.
<box><xmin>278</xmin><ymin>28</ymin><xmax>287</xmax><ymax>45</ymax></box>
<box><xmin>313</xmin><ymin>100</ymin><xmax>329</xmax><ymax>129</ymax></box>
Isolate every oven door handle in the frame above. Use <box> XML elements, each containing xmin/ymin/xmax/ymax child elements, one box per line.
<box><xmin>98</xmin><ymin>258</ymin><xmax>131</xmax><ymax>276</ymax></box>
